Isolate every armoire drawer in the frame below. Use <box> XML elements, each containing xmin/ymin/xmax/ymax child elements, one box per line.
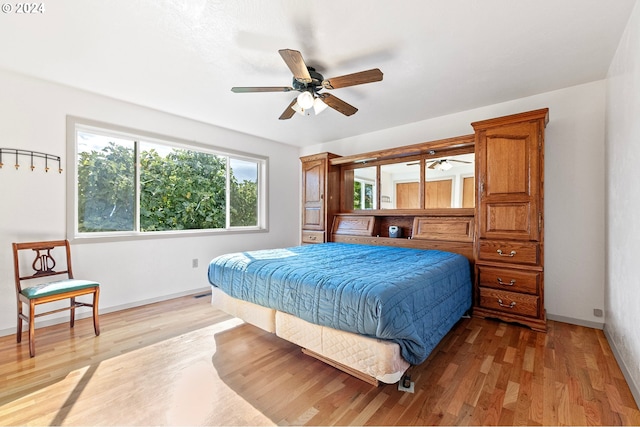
<box><xmin>302</xmin><ymin>230</ymin><xmax>325</xmax><ymax>244</ymax></box>
<box><xmin>478</xmin><ymin>240</ymin><xmax>540</xmax><ymax>265</ymax></box>
<box><xmin>479</xmin><ymin>288</ymin><xmax>539</xmax><ymax>317</ymax></box>
<box><xmin>477</xmin><ymin>266</ymin><xmax>540</xmax><ymax>295</ymax></box>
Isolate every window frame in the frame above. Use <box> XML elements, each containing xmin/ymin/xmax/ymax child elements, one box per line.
<box><xmin>66</xmin><ymin>116</ymin><xmax>268</xmax><ymax>242</ymax></box>
<box><xmin>353</xmin><ymin>179</ymin><xmax>376</xmax><ymax>210</ymax></box>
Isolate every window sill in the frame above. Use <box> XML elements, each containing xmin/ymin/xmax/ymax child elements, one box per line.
<box><xmin>69</xmin><ymin>227</ymin><xmax>269</xmax><ymax>244</ymax></box>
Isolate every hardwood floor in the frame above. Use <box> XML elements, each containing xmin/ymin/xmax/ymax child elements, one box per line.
<box><xmin>0</xmin><ymin>293</ymin><xmax>638</xmax><ymax>425</ymax></box>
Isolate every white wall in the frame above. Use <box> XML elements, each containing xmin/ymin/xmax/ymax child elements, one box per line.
<box><xmin>605</xmin><ymin>0</ymin><xmax>640</xmax><ymax>404</ymax></box>
<box><xmin>302</xmin><ymin>80</ymin><xmax>608</xmax><ymax>328</ymax></box>
<box><xmin>0</xmin><ymin>69</ymin><xmax>301</xmax><ymax>336</ymax></box>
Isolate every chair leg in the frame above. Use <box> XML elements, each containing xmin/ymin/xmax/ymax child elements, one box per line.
<box><xmin>16</xmin><ymin>301</ymin><xmax>22</xmax><ymax>343</ymax></box>
<box><xmin>93</xmin><ymin>288</ymin><xmax>100</xmax><ymax>336</ymax></box>
<box><xmin>28</xmin><ymin>301</ymin><xmax>36</xmax><ymax>357</ymax></box>
<box><xmin>70</xmin><ymin>297</ymin><xmax>76</xmax><ymax>328</ymax></box>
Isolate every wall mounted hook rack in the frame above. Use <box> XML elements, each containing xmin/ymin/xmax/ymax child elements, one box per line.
<box><xmin>0</xmin><ymin>148</ymin><xmax>62</xmax><ymax>173</ymax></box>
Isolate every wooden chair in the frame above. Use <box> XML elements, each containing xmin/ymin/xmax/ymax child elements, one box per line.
<box><xmin>12</xmin><ymin>239</ymin><xmax>100</xmax><ymax>357</ymax></box>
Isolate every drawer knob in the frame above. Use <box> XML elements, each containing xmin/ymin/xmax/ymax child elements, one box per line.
<box><xmin>497</xmin><ymin>299</ymin><xmax>516</xmax><ymax>309</ymax></box>
<box><xmin>497</xmin><ymin>249</ymin><xmax>517</xmax><ymax>257</ymax></box>
<box><xmin>497</xmin><ymin>277</ymin><xmax>516</xmax><ymax>286</ymax></box>
<box><xmin>308</xmin><ymin>235</ymin><xmax>317</xmax><ymax>240</ymax></box>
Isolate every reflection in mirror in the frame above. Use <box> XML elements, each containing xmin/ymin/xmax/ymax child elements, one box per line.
<box><xmin>380</xmin><ymin>161</ymin><xmax>420</xmax><ymax>209</ymax></box>
<box><xmin>377</xmin><ymin>153</ymin><xmax>475</xmax><ymax>209</ymax></box>
<box><xmin>345</xmin><ymin>166</ymin><xmax>377</xmax><ymax>210</ymax></box>
<box><xmin>344</xmin><ymin>151</ymin><xmax>475</xmax><ymax>211</ymax></box>
<box><xmin>425</xmin><ymin>153</ymin><xmax>475</xmax><ymax>208</ymax></box>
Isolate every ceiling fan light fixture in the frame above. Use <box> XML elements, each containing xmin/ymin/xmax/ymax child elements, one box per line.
<box><xmin>297</xmin><ymin>91</ymin><xmax>314</xmax><ymax>109</ymax></box>
<box><xmin>232</xmin><ymin>49</ymin><xmax>383</xmax><ymax>120</ymax></box>
<box><xmin>438</xmin><ymin>160</ymin><xmax>453</xmax><ymax>171</ymax></box>
<box><xmin>291</xmin><ymin>102</ymin><xmax>307</xmax><ymax>116</ymax></box>
<box><xmin>313</xmin><ymin>96</ymin><xmax>328</xmax><ymax>115</ymax></box>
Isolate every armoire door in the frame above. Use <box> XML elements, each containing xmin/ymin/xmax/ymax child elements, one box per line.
<box><xmin>302</xmin><ymin>158</ymin><xmax>326</xmax><ymax>231</ymax></box>
<box><xmin>476</xmin><ymin>119</ymin><xmax>543</xmax><ymax>241</ymax></box>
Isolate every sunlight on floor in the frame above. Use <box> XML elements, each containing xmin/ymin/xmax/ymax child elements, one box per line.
<box><xmin>166</xmin><ymin>360</ymin><xmax>275</xmax><ymax>426</ymax></box>
<box><xmin>166</xmin><ymin>319</ymin><xmax>276</xmax><ymax>426</ymax></box>
<box><xmin>21</xmin><ymin>318</ymin><xmax>277</xmax><ymax>426</ymax></box>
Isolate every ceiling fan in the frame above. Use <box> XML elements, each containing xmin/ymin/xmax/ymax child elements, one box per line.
<box><xmin>231</xmin><ymin>49</ymin><xmax>383</xmax><ymax>120</ymax></box>
<box><xmin>427</xmin><ymin>159</ymin><xmax>472</xmax><ymax>171</ymax></box>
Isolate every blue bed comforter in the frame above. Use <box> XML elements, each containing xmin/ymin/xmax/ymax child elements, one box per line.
<box><xmin>208</xmin><ymin>243</ymin><xmax>471</xmax><ymax>365</ymax></box>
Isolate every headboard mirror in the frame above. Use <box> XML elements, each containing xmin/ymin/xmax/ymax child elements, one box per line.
<box><xmin>335</xmin><ymin>135</ymin><xmax>476</xmax><ymax>213</ymax></box>
<box><xmin>349</xmin><ymin>166</ymin><xmax>377</xmax><ymax>210</ymax></box>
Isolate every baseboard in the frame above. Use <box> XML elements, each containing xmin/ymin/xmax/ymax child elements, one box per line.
<box><xmin>0</xmin><ymin>287</ymin><xmax>212</xmax><ymax>338</ymax></box>
<box><xmin>546</xmin><ymin>313</ymin><xmax>604</xmax><ymax>330</ymax></box>
<box><xmin>97</xmin><ymin>286</ymin><xmax>212</xmax><ymax>316</ymax></box>
<box><xmin>604</xmin><ymin>326</ymin><xmax>640</xmax><ymax>408</ymax></box>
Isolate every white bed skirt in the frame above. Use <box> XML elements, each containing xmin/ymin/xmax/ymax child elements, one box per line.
<box><xmin>210</xmin><ymin>286</ymin><xmax>409</xmax><ymax>384</ymax></box>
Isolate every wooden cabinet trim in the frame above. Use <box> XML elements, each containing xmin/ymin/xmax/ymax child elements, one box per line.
<box><xmin>329</xmin><ymin>134</ymin><xmax>475</xmax><ymax>166</ymax></box>
<box><xmin>471</xmin><ymin>108</ymin><xmax>549</xmax><ymax>130</ymax></box>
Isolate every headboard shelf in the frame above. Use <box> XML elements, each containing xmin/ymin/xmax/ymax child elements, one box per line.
<box><xmin>330</xmin><ymin>213</ymin><xmax>475</xmax><ymax>263</ymax></box>
<box><xmin>331</xmin><ymin>234</ymin><xmax>475</xmax><ymax>262</ymax></box>
<box><xmin>334</xmin><ymin>208</ymin><xmax>475</xmax><ymax>217</ymax></box>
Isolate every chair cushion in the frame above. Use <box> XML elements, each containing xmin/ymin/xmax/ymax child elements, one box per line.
<box><xmin>21</xmin><ymin>279</ymin><xmax>99</xmax><ymax>299</ymax></box>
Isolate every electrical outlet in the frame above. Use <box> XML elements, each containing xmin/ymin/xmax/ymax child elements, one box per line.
<box><xmin>593</xmin><ymin>308</ymin><xmax>603</xmax><ymax>317</ymax></box>
<box><xmin>192</xmin><ymin>258</ymin><xmax>198</xmax><ymax>268</ymax></box>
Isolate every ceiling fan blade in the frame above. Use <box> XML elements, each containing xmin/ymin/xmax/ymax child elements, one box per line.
<box><xmin>428</xmin><ymin>161</ymin><xmax>438</xmax><ymax>169</ymax></box>
<box><xmin>319</xmin><ymin>93</ymin><xmax>358</xmax><ymax>116</ymax></box>
<box><xmin>278</xmin><ymin>49</ymin><xmax>312</xmax><ymax>83</ymax></box>
<box><xmin>449</xmin><ymin>159</ymin><xmax>472</xmax><ymax>164</ymax></box>
<box><xmin>231</xmin><ymin>86</ymin><xmax>294</xmax><ymax>93</ymax></box>
<box><xmin>322</xmin><ymin>68</ymin><xmax>383</xmax><ymax>90</ymax></box>
<box><xmin>278</xmin><ymin>99</ymin><xmax>298</xmax><ymax>120</ymax></box>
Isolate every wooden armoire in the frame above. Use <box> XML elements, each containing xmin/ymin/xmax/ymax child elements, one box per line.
<box><xmin>471</xmin><ymin>109</ymin><xmax>548</xmax><ymax>332</ymax></box>
<box><xmin>300</xmin><ymin>152</ymin><xmax>340</xmax><ymax>244</ymax></box>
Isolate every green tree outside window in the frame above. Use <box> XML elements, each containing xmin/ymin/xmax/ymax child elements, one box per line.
<box><xmin>76</xmin><ymin>130</ymin><xmax>261</xmax><ymax>233</ymax></box>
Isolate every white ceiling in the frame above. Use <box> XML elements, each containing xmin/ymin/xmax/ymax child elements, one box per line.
<box><xmin>0</xmin><ymin>0</ymin><xmax>636</xmax><ymax>147</ymax></box>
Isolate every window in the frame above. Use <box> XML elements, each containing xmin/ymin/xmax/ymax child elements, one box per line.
<box><xmin>350</xmin><ymin>165</ymin><xmax>377</xmax><ymax>210</ymax></box>
<box><xmin>353</xmin><ymin>180</ymin><xmax>375</xmax><ymax>209</ymax></box>
<box><xmin>69</xmin><ymin>118</ymin><xmax>266</xmax><ymax>238</ymax></box>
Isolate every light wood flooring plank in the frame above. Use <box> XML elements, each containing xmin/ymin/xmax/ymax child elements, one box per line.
<box><xmin>0</xmin><ymin>293</ymin><xmax>638</xmax><ymax>425</ymax></box>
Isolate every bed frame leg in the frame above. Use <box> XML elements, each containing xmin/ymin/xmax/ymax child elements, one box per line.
<box><xmin>398</xmin><ymin>374</ymin><xmax>415</xmax><ymax>393</ymax></box>
<box><xmin>398</xmin><ymin>368</ymin><xmax>415</xmax><ymax>393</ymax></box>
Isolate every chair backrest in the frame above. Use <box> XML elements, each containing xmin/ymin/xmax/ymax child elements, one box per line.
<box><xmin>12</xmin><ymin>240</ymin><xmax>74</xmax><ymax>294</ymax></box>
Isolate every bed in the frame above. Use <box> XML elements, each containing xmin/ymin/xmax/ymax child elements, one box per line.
<box><xmin>207</xmin><ymin>242</ymin><xmax>472</xmax><ymax>385</ymax></box>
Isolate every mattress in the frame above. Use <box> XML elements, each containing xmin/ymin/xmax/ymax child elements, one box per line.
<box><xmin>208</xmin><ymin>242</ymin><xmax>472</xmax><ymax>365</ymax></box>
<box><xmin>211</xmin><ymin>286</ymin><xmax>275</xmax><ymax>333</ymax></box>
<box><xmin>210</xmin><ymin>287</ymin><xmax>409</xmax><ymax>384</ymax></box>
<box><xmin>276</xmin><ymin>311</ymin><xmax>409</xmax><ymax>384</ymax></box>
